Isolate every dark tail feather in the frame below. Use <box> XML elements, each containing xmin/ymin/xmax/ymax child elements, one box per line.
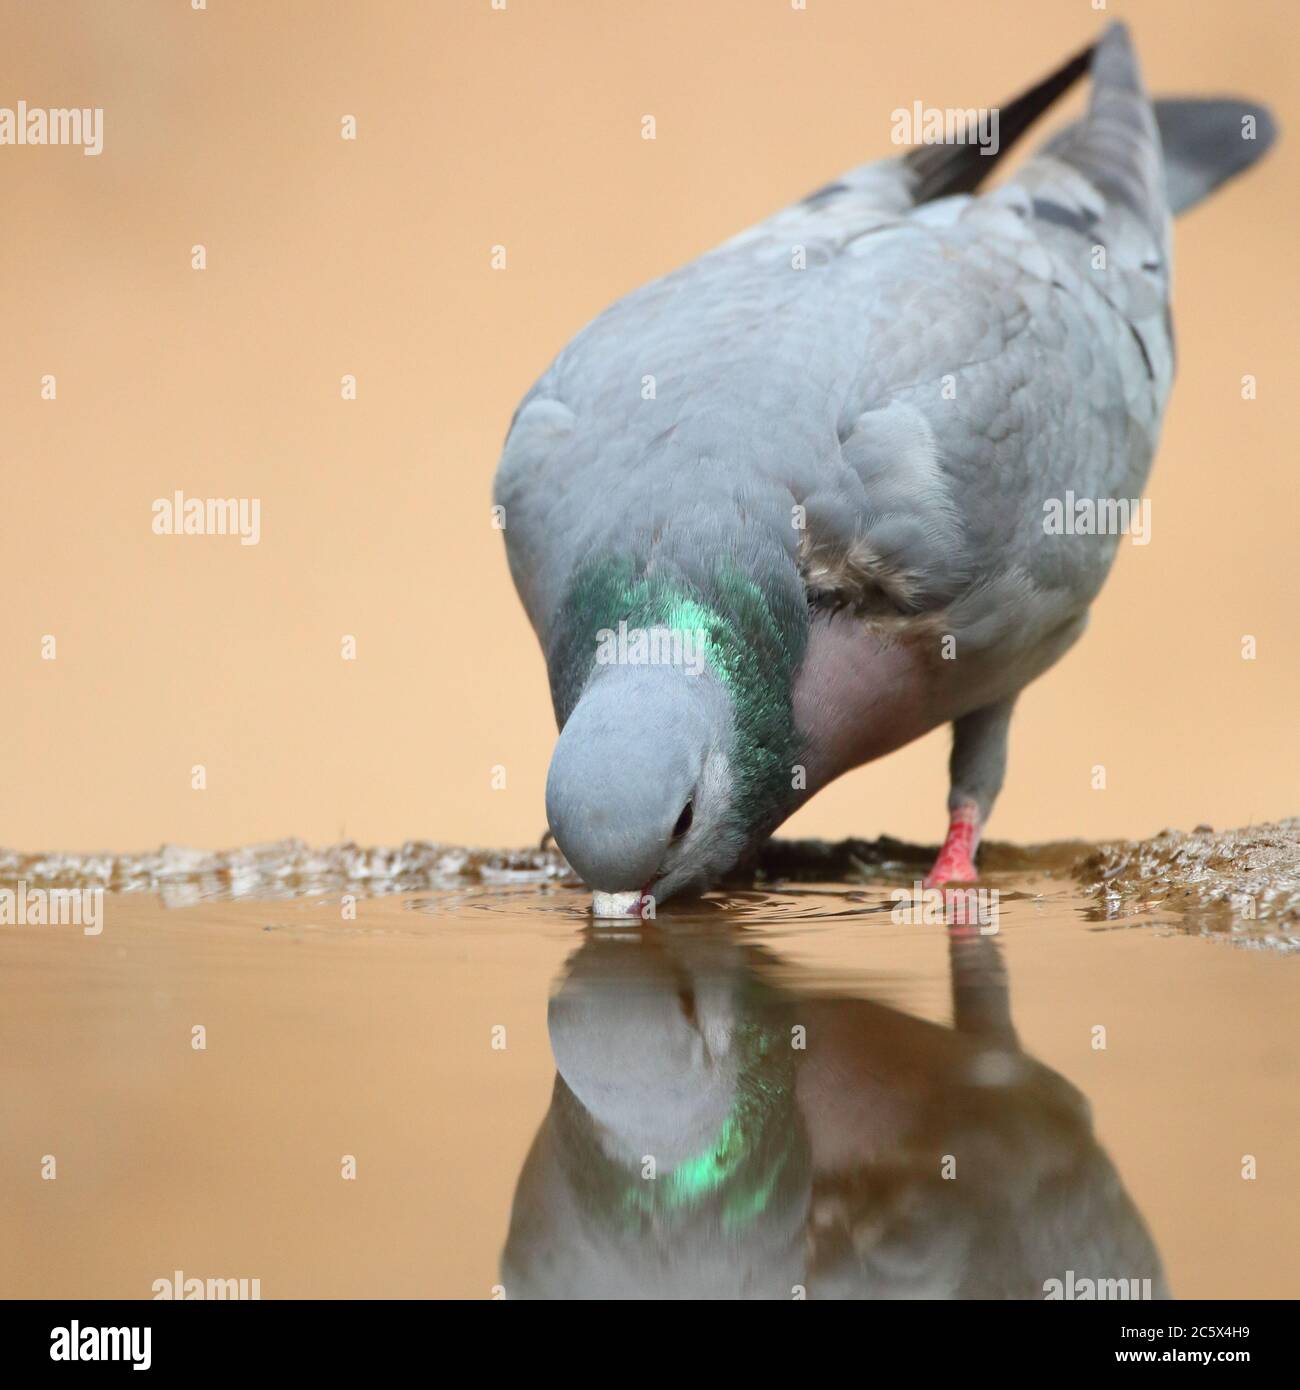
<box><xmin>903</xmin><ymin>24</ymin><xmax>1278</xmax><ymax>217</ymax></box>
<box><xmin>904</xmin><ymin>40</ymin><xmax>1094</xmax><ymax>204</ymax></box>
<box><xmin>1156</xmin><ymin>98</ymin><xmax>1278</xmax><ymax>215</ymax></box>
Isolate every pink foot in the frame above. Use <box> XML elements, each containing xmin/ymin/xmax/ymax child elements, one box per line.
<box><xmin>925</xmin><ymin>802</ymin><xmax>982</xmax><ymax>887</ymax></box>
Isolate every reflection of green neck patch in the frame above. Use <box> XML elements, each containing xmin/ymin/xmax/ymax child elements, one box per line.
<box><xmin>550</xmin><ymin>555</ymin><xmax>803</xmax><ymax>827</ymax></box>
<box><xmin>620</xmin><ymin>1020</ymin><xmax>796</xmax><ymax>1234</ymax></box>
<box><xmin>552</xmin><ymin>1013</ymin><xmax>802</xmax><ymax>1238</ymax></box>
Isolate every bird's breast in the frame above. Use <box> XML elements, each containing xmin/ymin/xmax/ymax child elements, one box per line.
<box><xmin>792</xmin><ymin>617</ymin><xmax>946</xmax><ymax>793</ymax></box>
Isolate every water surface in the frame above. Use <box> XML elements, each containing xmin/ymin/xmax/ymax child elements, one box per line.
<box><xmin>2</xmin><ymin>861</ymin><xmax>1297</xmax><ymax>1299</ymax></box>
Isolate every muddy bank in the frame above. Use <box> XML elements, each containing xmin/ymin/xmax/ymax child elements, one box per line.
<box><xmin>755</xmin><ymin>819</ymin><xmax>1300</xmax><ymax>928</ymax></box>
<box><xmin>2</xmin><ymin>819</ymin><xmax>1296</xmax><ymax>933</ymax></box>
<box><xmin>1071</xmin><ymin>819</ymin><xmax>1300</xmax><ymax>930</ymax></box>
<box><xmin>0</xmin><ymin>840</ymin><xmax>567</xmax><ymax>903</ymax></box>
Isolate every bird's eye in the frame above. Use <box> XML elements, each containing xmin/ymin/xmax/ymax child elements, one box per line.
<box><xmin>672</xmin><ymin>801</ymin><xmax>694</xmax><ymax>839</ymax></box>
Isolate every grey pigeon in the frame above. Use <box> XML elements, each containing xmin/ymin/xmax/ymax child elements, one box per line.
<box><xmin>494</xmin><ymin>23</ymin><xmax>1276</xmax><ymax>914</ymax></box>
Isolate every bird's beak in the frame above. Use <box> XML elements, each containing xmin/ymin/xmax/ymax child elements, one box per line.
<box><xmin>591</xmin><ymin>887</ymin><xmax>649</xmax><ymax>919</ymax></box>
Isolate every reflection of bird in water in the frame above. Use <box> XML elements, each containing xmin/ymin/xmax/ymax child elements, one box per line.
<box><xmin>500</xmin><ymin>926</ymin><xmax>1167</xmax><ymax>1300</ymax></box>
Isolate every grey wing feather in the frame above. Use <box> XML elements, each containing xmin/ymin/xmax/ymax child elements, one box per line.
<box><xmin>794</xmin><ymin>24</ymin><xmax>1174</xmax><ymax>660</ymax></box>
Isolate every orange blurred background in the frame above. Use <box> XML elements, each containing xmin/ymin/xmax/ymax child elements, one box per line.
<box><xmin>3</xmin><ymin>0</ymin><xmax>1296</xmax><ymax>854</ymax></box>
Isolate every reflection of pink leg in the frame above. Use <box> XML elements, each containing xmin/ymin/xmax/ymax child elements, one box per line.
<box><xmin>925</xmin><ymin>800</ymin><xmax>981</xmax><ymax>887</ymax></box>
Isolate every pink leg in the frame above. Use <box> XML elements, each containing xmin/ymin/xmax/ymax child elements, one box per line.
<box><xmin>925</xmin><ymin>800</ymin><xmax>982</xmax><ymax>887</ymax></box>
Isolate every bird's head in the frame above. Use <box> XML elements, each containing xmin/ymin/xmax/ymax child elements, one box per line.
<box><xmin>543</xmin><ymin>555</ymin><xmax>805</xmax><ymax>914</ymax></box>
<box><xmin>545</xmin><ymin>664</ymin><xmax>753</xmax><ymax>914</ymax></box>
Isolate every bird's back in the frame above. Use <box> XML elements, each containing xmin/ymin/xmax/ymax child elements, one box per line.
<box><xmin>496</xmin><ymin>23</ymin><xmax>1270</xmax><ymax>694</ymax></box>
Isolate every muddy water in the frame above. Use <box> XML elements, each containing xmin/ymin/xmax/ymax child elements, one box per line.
<box><xmin>1</xmin><ymin>858</ymin><xmax>1298</xmax><ymax>1300</ymax></box>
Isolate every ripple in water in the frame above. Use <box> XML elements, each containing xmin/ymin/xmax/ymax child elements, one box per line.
<box><xmin>407</xmin><ymin>881</ymin><xmax>908</xmax><ymax>929</ymax></box>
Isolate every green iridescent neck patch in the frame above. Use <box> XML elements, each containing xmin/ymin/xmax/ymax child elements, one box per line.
<box><xmin>549</xmin><ymin>554</ymin><xmax>805</xmax><ymax>827</ymax></box>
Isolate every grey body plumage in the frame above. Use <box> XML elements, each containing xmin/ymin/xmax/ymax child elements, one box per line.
<box><xmin>494</xmin><ymin>24</ymin><xmax>1277</xmax><ymax>908</ymax></box>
